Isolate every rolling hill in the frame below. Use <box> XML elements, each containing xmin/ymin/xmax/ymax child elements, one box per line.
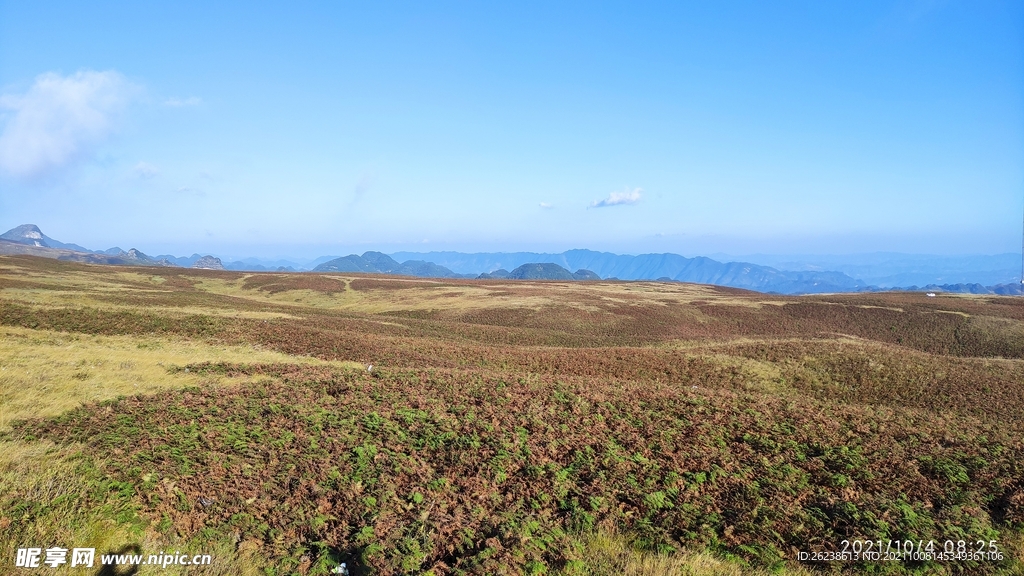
<box><xmin>1</xmin><ymin>255</ymin><xmax>1022</xmax><ymax>574</ymax></box>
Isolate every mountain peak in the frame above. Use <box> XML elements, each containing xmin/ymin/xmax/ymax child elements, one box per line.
<box><xmin>312</xmin><ymin>253</ymin><xmax>462</xmax><ymax>278</ymax></box>
<box><xmin>361</xmin><ymin>251</ymin><xmax>401</xmax><ymax>273</ymax></box>
<box><xmin>1</xmin><ymin>224</ymin><xmax>48</xmax><ymax>247</ymax></box>
<box><xmin>507</xmin><ymin>263</ymin><xmax>576</xmax><ymax>281</ymax></box>
<box><xmin>192</xmin><ymin>255</ymin><xmax>225</xmax><ymax>270</ymax></box>
<box><xmin>1</xmin><ymin>224</ymin><xmax>93</xmax><ymax>252</ymax></box>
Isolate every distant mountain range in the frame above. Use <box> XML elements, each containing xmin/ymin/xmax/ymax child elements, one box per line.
<box><xmin>314</xmin><ymin>252</ymin><xmax>470</xmax><ymax>278</ymax></box>
<box><xmin>725</xmin><ymin>252</ymin><xmax>1024</xmax><ymax>288</ymax></box>
<box><xmin>1</xmin><ymin>224</ymin><xmax>1021</xmax><ymax>295</ymax></box>
<box><xmin>312</xmin><ymin>253</ymin><xmax>601</xmax><ymax>283</ymax></box>
<box><xmin>388</xmin><ymin>249</ymin><xmax>869</xmax><ymax>293</ymax></box>
<box><xmin>0</xmin><ymin>225</ymin><xmax>215</xmax><ymax>269</ymax></box>
<box><xmin>482</xmin><ymin>263</ymin><xmax>600</xmax><ymax>281</ymax></box>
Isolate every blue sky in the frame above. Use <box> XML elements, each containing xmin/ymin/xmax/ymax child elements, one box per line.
<box><xmin>0</xmin><ymin>1</ymin><xmax>1021</xmax><ymax>259</ymax></box>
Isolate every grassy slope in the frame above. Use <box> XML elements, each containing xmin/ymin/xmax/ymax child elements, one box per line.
<box><xmin>1</xmin><ymin>255</ymin><xmax>1023</xmax><ymax>575</ymax></box>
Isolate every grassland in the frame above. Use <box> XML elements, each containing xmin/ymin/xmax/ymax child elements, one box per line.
<box><xmin>1</xmin><ymin>254</ymin><xmax>1023</xmax><ymax>575</ymax></box>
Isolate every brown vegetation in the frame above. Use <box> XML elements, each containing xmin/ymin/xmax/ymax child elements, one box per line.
<box><xmin>1</xmin><ymin>255</ymin><xmax>1023</xmax><ymax>575</ymax></box>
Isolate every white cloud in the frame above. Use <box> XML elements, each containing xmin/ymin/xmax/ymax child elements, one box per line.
<box><xmin>163</xmin><ymin>96</ymin><xmax>201</xmax><ymax>107</ymax></box>
<box><xmin>0</xmin><ymin>70</ymin><xmax>140</xmax><ymax>178</ymax></box>
<box><xmin>590</xmin><ymin>187</ymin><xmax>642</xmax><ymax>208</ymax></box>
<box><xmin>539</xmin><ymin>202</ymin><xmax>553</xmax><ymax>209</ymax></box>
<box><xmin>133</xmin><ymin>161</ymin><xmax>158</xmax><ymax>179</ymax></box>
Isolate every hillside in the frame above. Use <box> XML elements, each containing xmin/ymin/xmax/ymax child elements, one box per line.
<box><xmin>314</xmin><ymin>251</ymin><xmax>466</xmax><ymax>278</ymax></box>
<box><xmin>502</xmin><ymin>263</ymin><xmax>600</xmax><ymax>281</ymax></box>
<box><xmin>1</xmin><ymin>254</ymin><xmax>1022</xmax><ymax>575</ymax></box>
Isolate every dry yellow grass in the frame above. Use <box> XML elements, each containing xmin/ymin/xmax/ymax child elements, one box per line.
<box><xmin>564</xmin><ymin>530</ymin><xmax>815</xmax><ymax>576</ymax></box>
<box><xmin>196</xmin><ymin>275</ymin><xmax>611</xmax><ymax>314</ymax></box>
<box><xmin>0</xmin><ymin>319</ymin><xmax>361</xmax><ymax>574</ymax></box>
<box><xmin>0</xmin><ymin>325</ymin><xmax>364</xmax><ymax>431</ymax></box>
<box><xmin>0</xmin><ymin>440</ymin><xmax>136</xmax><ymax>571</ymax></box>
<box><xmin>0</xmin><ymin>440</ymin><xmax>265</xmax><ymax>575</ymax></box>
<box><xmin>0</xmin><ymin>283</ymin><xmax>301</xmax><ymax>320</ymax></box>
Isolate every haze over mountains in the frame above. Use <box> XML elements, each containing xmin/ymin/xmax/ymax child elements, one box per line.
<box><xmin>2</xmin><ymin>224</ymin><xmax>1021</xmax><ymax>295</ymax></box>
<box><xmin>390</xmin><ymin>250</ymin><xmax>870</xmax><ymax>293</ymax></box>
<box><xmin>725</xmin><ymin>252</ymin><xmax>1024</xmax><ymax>288</ymax></box>
<box><xmin>312</xmin><ymin>253</ymin><xmax>602</xmax><ymax>282</ymax></box>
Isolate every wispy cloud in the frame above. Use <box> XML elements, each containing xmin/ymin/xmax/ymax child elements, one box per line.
<box><xmin>0</xmin><ymin>70</ymin><xmax>140</xmax><ymax>179</ymax></box>
<box><xmin>590</xmin><ymin>187</ymin><xmax>642</xmax><ymax>208</ymax></box>
<box><xmin>347</xmin><ymin>173</ymin><xmax>375</xmax><ymax>207</ymax></box>
<box><xmin>539</xmin><ymin>202</ymin><xmax>553</xmax><ymax>209</ymax></box>
<box><xmin>175</xmin><ymin>186</ymin><xmax>206</xmax><ymax>197</ymax></box>
<box><xmin>163</xmin><ymin>96</ymin><xmax>202</xmax><ymax>107</ymax></box>
<box><xmin>133</xmin><ymin>161</ymin><xmax>158</xmax><ymax>179</ymax></box>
